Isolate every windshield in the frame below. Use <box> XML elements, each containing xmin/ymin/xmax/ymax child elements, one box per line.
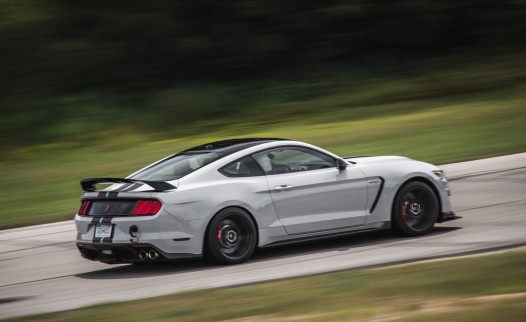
<box><xmin>130</xmin><ymin>151</ymin><xmax>223</xmax><ymax>181</ymax></box>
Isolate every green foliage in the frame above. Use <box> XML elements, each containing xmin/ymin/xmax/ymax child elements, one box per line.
<box><xmin>1</xmin><ymin>86</ymin><xmax>525</xmax><ymax>229</ymax></box>
<box><xmin>2</xmin><ymin>1</ymin><xmax>526</xmax><ymax>228</ymax></box>
<box><xmin>2</xmin><ymin>1</ymin><xmax>526</xmax><ymax>150</ymax></box>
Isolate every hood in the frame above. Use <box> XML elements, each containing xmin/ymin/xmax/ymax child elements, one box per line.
<box><xmin>345</xmin><ymin>156</ymin><xmax>411</xmax><ymax>164</ymax></box>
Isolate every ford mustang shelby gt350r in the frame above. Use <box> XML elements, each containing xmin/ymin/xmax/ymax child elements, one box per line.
<box><xmin>75</xmin><ymin>138</ymin><xmax>459</xmax><ymax>264</ymax></box>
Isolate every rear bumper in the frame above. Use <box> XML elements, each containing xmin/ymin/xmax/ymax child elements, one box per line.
<box><xmin>437</xmin><ymin>211</ymin><xmax>462</xmax><ymax>223</ymax></box>
<box><xmin>75</xmin><ymin>212</ymin><xmax>207</xmax><ymax>263</ymax></box>
<box><xmin>77</xmin><ymin>242</ymin><xmax>200</xmax><ymax>264</ymax></box>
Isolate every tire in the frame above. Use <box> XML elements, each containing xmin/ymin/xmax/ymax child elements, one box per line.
<box><xmin>392</xmin><ymin>181</ymin><xmax>439</xmax><ymax>236</ymax></box>
<box><xmin>205</xmin><ymin>207</ymin><xmax>257</xmax><ymax>265</ymax></box>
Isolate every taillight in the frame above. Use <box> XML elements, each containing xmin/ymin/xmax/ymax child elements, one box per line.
<box><xmin>78</xmin><ymin>200</ymin><xmax>92</xmax><ymax>216</ymax></box>
<box><xmin>133</xmin><ymin>200</ymin><xmax>162</xmax><ymax>216</ymax></box>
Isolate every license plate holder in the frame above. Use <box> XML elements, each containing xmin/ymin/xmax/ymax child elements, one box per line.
<box><xmin>95</xmin><ymin>224</ymin><xmax>113</xmax><ymax>238</ymax></box>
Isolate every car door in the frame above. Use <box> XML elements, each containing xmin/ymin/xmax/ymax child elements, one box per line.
<box><xmin>253</xmin><ymin>147</ymin><xmax>368</xmax><ymax>235</ymax></box>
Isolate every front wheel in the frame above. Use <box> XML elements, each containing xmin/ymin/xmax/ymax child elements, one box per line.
<box><xmin>392</xmin><ymin>181</ymin><xmax>439</xmax><ymax>236</ymax></box>
<box><xmin>205</xmin><ymin>207</ymin><xmax>257</xmax><ymax>265</ymax></box>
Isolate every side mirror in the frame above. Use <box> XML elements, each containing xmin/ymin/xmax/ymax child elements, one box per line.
<box><xmin>336</xmin><ymin>159</ymin><xmax>348</xmax><ymax>170</ymax></box>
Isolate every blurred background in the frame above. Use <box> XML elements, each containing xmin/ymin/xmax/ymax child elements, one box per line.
<box><xmin>1</xmin><ymin>0</ymin><xmax>526</xmax><ymax>228</ymax></box>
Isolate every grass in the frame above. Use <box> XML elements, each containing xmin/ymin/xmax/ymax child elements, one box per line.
<box><xmin>7</xmin><ymin>248</ymin><xmax>526</xmax><ymax>321</ymax></box>
<box><xmin>1</xmin><ymin>54</ymin><xmax>526</xmax><ymax>229</ymax></box>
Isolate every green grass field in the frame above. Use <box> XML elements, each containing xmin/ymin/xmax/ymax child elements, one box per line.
<box><xmin>7</xmin><ymin>248</ymin><xmax>526</xmax><ymax>322</ymax></box>
<box><xmin>2</xmin><ymin>55</ymin><xmax>526</xmax><ymax>229</ymax></box>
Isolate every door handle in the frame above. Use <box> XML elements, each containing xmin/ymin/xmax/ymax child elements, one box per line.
<box><xmin>274</xmin><ymin>185</ymin><xmax>294</xmax><ymax>191</ymax></box>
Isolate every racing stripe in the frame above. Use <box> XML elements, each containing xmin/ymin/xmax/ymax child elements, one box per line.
<box><xmin>114</xmin><ymin>183</ymin><xmax>132</xmax><ymax>192</ymax></box>
<box><xmin>92</xmin><ymin>217</ymin><xmax>102</xmax><ymax>243</ymax></box>
<box><xmin>120</xmin><ymin>183</ymin><xmax>143</xmax><ymax>192</ymax></box>
<box><xmin>105</xmin><ymin>217</ymin><xmax>114</xmax><ymax>244</ymax></box>
<box><xmin>92</xmin><ymin>217</ymin><xmax>114</xmax><ymax>244</ymax></box>
<box><xmin>103</xmin><ymin>216</ymin><xmax>115</xmax><ymax>244</ymax></box>
<box><xmin>96</xmin><ymin>191</ymin><xmax>119</xmax><ymax>198</ymax></box>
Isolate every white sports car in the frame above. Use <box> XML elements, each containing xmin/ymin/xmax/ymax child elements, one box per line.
<box><xmin>75</xmin><ymin>138</ymin><xmax>458</xmax><ymax>264</ymax></box>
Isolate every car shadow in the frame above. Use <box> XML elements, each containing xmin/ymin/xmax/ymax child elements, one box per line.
<box><xmin>252</xmin><ymin>226</ymin><xmax>462</xmax><ymax>262</ymax></box>
<box><xmin>75</xmin><ymin>258</ymin><xmax>211</xmax><ymax>280</ymax></box>
<box><xmin>75</xmin><ymin>226</ymin><xmax>462</xmax><ymax>280</ymax></box>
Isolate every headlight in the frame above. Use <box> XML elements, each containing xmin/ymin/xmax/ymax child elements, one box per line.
<box><xmin>432</xmin><ymin>170</ymin><xmax>447</xmax><ymax>180</ymax></box>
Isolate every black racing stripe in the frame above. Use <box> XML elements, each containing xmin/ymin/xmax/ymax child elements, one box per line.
<box><xmin>108</xmin><ymin>191</ymin><xmax>119</xmax><ymax>198</ymax></box>
<box><xmin>92</xmin><ymin>217</ymin><xmax>114</xmax><ymax>244</ymax></box>
<box><xmin>97</xmin><ymin>192</ymin><xmax>107</xmax><ymax>198</ymax></box>
<box><xmin>103</xmin><ymin>217</ymin><xmax>115</xmax><ymax>244</ymax></box>
<box><xmin>92</xmin><ymin>222</ymin><xmax>98</xmax><ymax>243</ymax></box>
<box><xmin>106</xmin><ymin>228</ymin><xmax>114</xmax><ymax>243</ymax></box>
<box><xmin>115</xmin><ymin>183</ymin><xmax>132</xmax><ymax>192</ymax></box>
<box><xmin>92</xmin><ymin>217</ymin><xmax>102</xmax><ymax>243</ymax></box>
<box><xmin>121</xmin><ymin>183</ymin><xmax>142</xmax><ymax>192</ymax></box>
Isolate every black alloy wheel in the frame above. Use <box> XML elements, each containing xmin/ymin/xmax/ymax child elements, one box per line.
<box><xmin>392</xmin><ymin>181</ymin><xmax>439</xmax><ymax>236</ymax></box>
<box><xmin>206</xmin><ymin>207</ymin><xmax>257</xmax><ymax>265</ymax></box>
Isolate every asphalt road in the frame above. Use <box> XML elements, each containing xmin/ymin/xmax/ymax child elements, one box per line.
<box><xmin>1</xmin><ymin>153</ymin><xmax>525</xmax><ymax>319</ymax></box>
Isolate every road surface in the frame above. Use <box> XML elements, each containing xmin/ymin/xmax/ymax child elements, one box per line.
<box><xmin>1</xmin><ymin>153</ymin><xmax>525</xmax><ymax>319</ymax></box>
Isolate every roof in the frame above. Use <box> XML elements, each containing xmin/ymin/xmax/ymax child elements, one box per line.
<box><xmin>182</xmin><ymin>138</ymin><xmax>287</xmax><ymax>154</ymax></box>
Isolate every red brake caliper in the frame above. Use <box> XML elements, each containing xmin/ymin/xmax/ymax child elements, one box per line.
<box><xmin>401</xmin><ymin>201</ymin><xmax>408</xmax><ymax>221</ymax></box>
<box><xmin>217</xmin><ymin>226</ymin><xmax>222</xmax><ymax>240</ymax></box>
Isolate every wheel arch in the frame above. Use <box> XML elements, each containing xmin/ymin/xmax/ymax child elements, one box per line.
<box><xmin>202</xmin><ymin>205</ymin><xmax>260</xmax><ymax>254</ymax></box>
<box><xmin>392</xmin><ymin>176</ymin><xmax>442</xmax><ymax>222</ymax></box>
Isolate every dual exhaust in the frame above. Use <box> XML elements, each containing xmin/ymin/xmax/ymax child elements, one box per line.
<box><xmin>138</xmin><ymin>250</ymin><xmax>160</xmax><ymax>260</ymax></box>
<box><xmin>130</xmin><ymin>225</ymin><xmax>160</xmax><ymax>260</ymax></box>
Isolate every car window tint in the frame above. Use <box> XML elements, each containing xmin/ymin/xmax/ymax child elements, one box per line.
<box><xmin>253</xmin><ymin>147</ymin><xmax>336</xmax><ymax>175</ymax></box>
<box><xmin>131</xmin><ymin>152</ymin><xmax>222</xmax><ymax>181</ymax></box>
<box><xmin>219</xmin><ymin>156</ymin><xmax>264</xmax><ymax>177</ymax></box>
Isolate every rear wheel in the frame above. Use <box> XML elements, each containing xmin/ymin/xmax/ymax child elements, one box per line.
<box><xmin>392</xmin><ymin>181</ymin><xmax>439</xmax><ymax>236</ymax></box>
<box><xmin>205</xmin><ymin>207</ymin><xmax>257</xmax><ymax>265</ymax></box>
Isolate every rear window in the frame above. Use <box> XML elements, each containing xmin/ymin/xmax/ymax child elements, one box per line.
<box><xmin>129</xmin><ymin>139</ymin><xmax>279</xmax><ymax>181</ymax></box>
<box><xmin>130</xmin><ymin>152</ymin><xmax>224</xmax><ymax>181</ymax></box>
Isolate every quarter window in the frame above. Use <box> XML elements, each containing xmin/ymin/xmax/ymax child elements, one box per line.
<box><xmin>219</xmin><ymin>156</ymin><xmax>264</xmax><ymax>177</ymax></box>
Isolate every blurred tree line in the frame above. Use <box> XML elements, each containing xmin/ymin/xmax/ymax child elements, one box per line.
<box><xmin>1</xmin><ymin>0</ymin><xmax>526</xmax><ymax>151</ymax></box>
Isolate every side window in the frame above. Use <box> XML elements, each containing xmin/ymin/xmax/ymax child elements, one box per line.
<box><xmin>219</xmin><ymin>156</ymin><xmax>265</xmax><ymax>177</ymax></box>
<box><xmin>253</xmin><ymin>147</ymin><xmax>336</xmax><ymax>175</ymax></box>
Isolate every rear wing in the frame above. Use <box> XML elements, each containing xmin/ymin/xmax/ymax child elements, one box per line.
<box><xmin>80</xmin><ymin>178</ymin><xmax>176</xmax><ymax>192</ymax></box>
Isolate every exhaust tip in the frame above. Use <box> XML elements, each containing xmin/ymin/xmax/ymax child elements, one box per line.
<box><xmin>148</xmin><ymin>250</ymin><xmax>159</xmax><ymax>260</ymax></box>
<box><xmin>138</xmin><ymin>251</ymin><xmax>148</xmax><ymax>260</ymax></box>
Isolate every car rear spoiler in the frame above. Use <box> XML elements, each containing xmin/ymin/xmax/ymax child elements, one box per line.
<box><xmin>80</xmin><ymin>178</ymin><xmax>176</xmax><ymax>192</ymax></box>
